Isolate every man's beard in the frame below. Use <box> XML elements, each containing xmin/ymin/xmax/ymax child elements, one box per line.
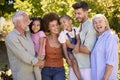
<box><xmin>25</xmin><ymin>26</ymin><xmax>29</xmax><ymax>31</ymax></box>
<box><xmin>21</xmin><ymin>25</ymin><xmax>29</xmax><ymax>31</ymax></box>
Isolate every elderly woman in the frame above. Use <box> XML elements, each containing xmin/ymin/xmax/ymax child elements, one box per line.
<box><xmin>41</xmin><ymin>13</ymin><xmax>65</xmax><ymax>80</ymax></box>
<box><xmin>91</xmin><ymin>14</ymin><xmax>119</xmax><ymax>80</ymax></box>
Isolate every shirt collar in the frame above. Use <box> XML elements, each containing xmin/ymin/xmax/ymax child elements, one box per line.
<box><xmin>13</xmin><ymin>28</ymin><xmax>21</xmax><ymax>35</ymax></box>
<box><xmin>81</xmin><ymin>19</ymin><xmax>89</xmax><ymax>28</ymax></box>
<box><xmin>98</xmin><ymin>29</ymin><xmax>110</xmax><ymax>38</ymax></box>
<box><xmin>13</xmin><ymin>28</ymin><xmax>29</xmax><ymax>36</ymax></box>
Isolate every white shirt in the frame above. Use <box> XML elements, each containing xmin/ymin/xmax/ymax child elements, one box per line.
<box><xmin>58</xmin><ymin>27</ymin><xmax>79</xmax><ymax>43</ymax></box>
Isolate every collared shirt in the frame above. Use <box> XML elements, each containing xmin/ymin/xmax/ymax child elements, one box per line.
<box><xmin>58</xmin><ymin>27</ymin><xmax>79</xmax><ymax>43</ymax></box>
<box><xmin>74</xmin><ymin>19</ymin><xmax>97</xmax><ymax>68</ymax></box>
<box><xmin>91</xmin><ymin>30</ymin><xmax>118</xmax><ymax>80</ymax></box>
<box><xmin>5</xmin><ymin>29</ymin><xmax>38</xmax><ymax>80</ymax></box>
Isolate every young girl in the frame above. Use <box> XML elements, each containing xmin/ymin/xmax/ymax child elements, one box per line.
<box><xmin>58</xmin><ymin>15</ymin><xmax>82</xmax><ymax>80</ymax></box>
<box><xmin>29</xmin><ymin>18</ymin><xmax>46</xmax><ymax>80</ymax></box>
<box><xmin>29</xmin><ymin>18</ymin><xmax>46</xmax><ymax>60</ymax></box>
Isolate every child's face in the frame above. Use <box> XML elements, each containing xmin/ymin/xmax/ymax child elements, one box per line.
<box><xmin>32</xmin><ymin>20</ymin><xmax>40</xmax><ymax>33</ymax></box>
<box><xmin>59</xmin><ymin>18</ymin><xmax>72</xmax><ymax>30</ymax></box>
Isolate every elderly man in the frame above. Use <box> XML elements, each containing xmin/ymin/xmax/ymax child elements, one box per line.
<box><xmin>5</xmin><ymin>10</ymin><xmax>44</xmax><ymax>80</ymax></box>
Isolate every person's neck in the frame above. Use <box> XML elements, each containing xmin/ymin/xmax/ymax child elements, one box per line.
<box><xmin>49</xmin><ymin>33</ymin><xmax>58</xmax><ymax>39</ymax></box>
<box><xmin>81</xmin><ymin>17</ymin><xmax>88</xmax><ymax>24</ymax></box>
<box><xmin>15</xmin><ymin>27</ymin><xmax>25</xmax><ymax>36</ymax></box>
<box><xmin>66</xmin><ymin>26</ymin><xmax>72</xmax><ymax>32</ymax></box>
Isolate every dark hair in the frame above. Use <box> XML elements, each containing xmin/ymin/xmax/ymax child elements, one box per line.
<box><xmin>42</xmin><ymin>12</ymin><xmax>59</xmax><ymax>32</ymax></box>
<box><xmin>29</xmin><ymin>17</ymin><xmax>43</xmax><ymax>33</ymax></box>
<box><xmin>72</xmin><ymin>1</ymin><xmax>88</xmax><ymax>11</ymax></box>
<box><xmin>59</xmin><ymin>15</ymin><xmax>72</xmax><ymax>21</ymax></box>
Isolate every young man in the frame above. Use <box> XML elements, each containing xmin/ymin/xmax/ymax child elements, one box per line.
<box><xmin>68</xmin><ymin>1</ymin><xmax>97</xmax><ymax>80</ymax></box>
<box><xmin>5</xmin><ymin>11</ymin><xmax>44</xmax><ymax>80</ymax></box>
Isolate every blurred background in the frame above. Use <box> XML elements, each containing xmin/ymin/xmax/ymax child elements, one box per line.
<box><xmin>0</xmin><ymin>0</ymin><xmax>120</xmax><ymax>80</ymax></box>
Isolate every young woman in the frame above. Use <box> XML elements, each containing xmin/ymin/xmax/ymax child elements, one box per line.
<box><xmin>41</xmin><ymin>13</ymin><xmax>65</xmax><ymax>80</ymax></box>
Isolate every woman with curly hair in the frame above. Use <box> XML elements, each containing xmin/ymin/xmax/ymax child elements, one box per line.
<box><xmin>41</xmin><ymin>12</ymin><xmax>65</xmax><ymax>80</ymax></box>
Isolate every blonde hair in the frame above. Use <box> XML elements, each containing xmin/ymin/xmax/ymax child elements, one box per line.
<box><xmin>92</xmin><ymin>14</ymin><xmax>110</xmax><ymax>30</ymax></box>
<box><xmin>12</xmin><ymin>10</ymin><xmax>26</xmax><ymax>26</ymax></box>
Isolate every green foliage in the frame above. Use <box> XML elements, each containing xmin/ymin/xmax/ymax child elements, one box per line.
<box><xmin>0</xmin><ymin>0</ymin><xmax>119</xmax><ymax>33</ymax></box>
<box><xmin>0</xmin><ymin>0</ymin><xmax>120</xmax><ymax>79</ymax></box>
<box><xmin>14</xmin><ymin>0</ymin><xmax>32</xmax><ymax>15</ymax></box>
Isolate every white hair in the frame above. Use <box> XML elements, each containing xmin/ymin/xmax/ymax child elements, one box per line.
<box><xmin>12</xmin><ymin>10</ymin><xmax>26</xmax><ymax>26</ymax></box>
<box><xmin>92</xmin><ymin>14</ymin><xmax>110</xmax><ymax>29</ymax></box>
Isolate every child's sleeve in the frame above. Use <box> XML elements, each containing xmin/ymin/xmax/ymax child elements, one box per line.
<box><xmin>39</xmin><ymin>31</ymin><xmax>46</xmax><ymax>37</ymax></box>
<box><xmin>58</xmin><ymin>31</ymin><xmax>66</xmax><ymax>43</ymax></box>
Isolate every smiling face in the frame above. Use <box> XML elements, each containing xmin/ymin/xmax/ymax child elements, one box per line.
<box><xmin>59</xmin><ymin>18</ymin><xmax>72</xmax><ymax>30</ymax></box>
<box><xmin>18</xmin><ymin>13</ymin><xmax>31</xmax><ymax>31</ymax></box>
<box><xmin>31</xmin><ymin>20</ymin><xmax>40</xmax><ymax>33</ymax></box>
<box><xmin>48</xmin><ymin>20</ymin><xmax>60</xmax><ymax>34</ymax></box>
<box><xmin>74</xmin><ymin>8</ymin><xmax>88</xmax><ymax>23</ymax></box>
<box><xmin>93</xmin><ymin>17</ymin><xmax>107</xmax><ymax>35</ymax></box>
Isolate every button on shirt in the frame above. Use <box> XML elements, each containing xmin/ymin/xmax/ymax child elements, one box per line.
<box><xmin>73</xmin><ymin>19</ymin><xmax>97</xmax><ymax>68</ymax></box>
<box><xmin>5</xmin><ymin>29</ymin><xmax>38</xmax><ymax>80</ymax></box>
<box><xmin>91</xmin><ymin>30</ymin><xmax>118</xmax><ymax>80</ymax></box>
<box><xmin>45</xmin><ymin>38</ymin><xmax>64</xmax><ymax>67</ymax></box>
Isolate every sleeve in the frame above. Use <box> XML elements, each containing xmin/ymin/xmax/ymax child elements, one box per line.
<box><xmin>105</xmin><ymin>35</ymin><xmax>118</xmax><ymax>66</ymax></box>
<box><xmin>58</xmin><ymin>31</ymin><xmax>66</xmax><ymax>43</ymax></box>
<box><xmin>39</xmin><ymin>31</ymin><xmax>46</xmax><ymax>37</ymax></box>
<box><xmin>84</xmin><ymin>27</ymin><xmax>97</xmax><ymax>51</ymax></box>
<box><xmin>5</xmin><ymin>36</ymin><xmax>38</xmax><ymax>65</ymax></box>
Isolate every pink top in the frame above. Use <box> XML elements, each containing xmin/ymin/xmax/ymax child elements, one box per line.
<box><xmin>31</xmin><ymin>31</ymin><xmax>46</xmax><ymax>55</ymax></box>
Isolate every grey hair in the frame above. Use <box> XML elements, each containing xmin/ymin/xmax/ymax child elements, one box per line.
<box><xmin>12</xmin><ymin>10</ymin><xmax>26</xmax><ymax>26</ymax></box>
<box><xmin>92</xmin><ymin>14</ymin><xmax>110</xmax><ymax>30</ymax></box>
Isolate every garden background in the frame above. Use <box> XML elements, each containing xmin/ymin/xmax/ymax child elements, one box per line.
<box><xmin>0</xmin><ymin>0</ymin><xmax>120</xmax><ymax>80</ymax></box>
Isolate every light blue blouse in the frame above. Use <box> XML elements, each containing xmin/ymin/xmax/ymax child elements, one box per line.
<box><xmin>91</xmin><ymin>30</ymin><xmax>119</xmax><ymax>80</ymax></box>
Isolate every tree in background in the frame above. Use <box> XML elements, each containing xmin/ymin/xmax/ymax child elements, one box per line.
<box><xmin>0</xmin><ymin>0</ymin><xmax>120</xmax><ymax>35</ymax></box>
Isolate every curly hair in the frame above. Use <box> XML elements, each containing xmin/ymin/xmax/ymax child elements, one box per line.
<box><xmin>42</xmin><ymin>12</ymin><xmax>59</xmax><ymax>32</ymax></box>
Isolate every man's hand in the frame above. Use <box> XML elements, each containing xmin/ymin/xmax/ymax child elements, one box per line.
<box><xmin>35</xmin><ymin>60</ymin><xmax>45</xmax><ymax>68</ymax></box>
<box><xmin>72</xmin><ymin>45</ymin><xmax>79</xmax><ymax>54</ymax></box>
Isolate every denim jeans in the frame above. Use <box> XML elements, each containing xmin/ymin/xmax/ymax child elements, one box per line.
<box><xmin>41</xmin><ymin>67</ymin><xmax>65</xmax><ymax>80</ymax></box>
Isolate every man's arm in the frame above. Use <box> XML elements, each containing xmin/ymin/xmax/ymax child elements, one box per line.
<box><xmin>79</xmin><ymin>27</ymin><xmax>97</xmax><ymax>54</ymax></box>
<box><xmin>79</xmin><ymin>45</ymin><xmax>90</xmax><ymax>54</ymax></box>
<box><xmin>5</xmin><ymin>36</ymin><xmax>38</xmax><ymax>65</ymax></box>
<box><xmin>67</xmin><ymin>27</ymin><xmax>97</xmax><ymax>55</ymax></box>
